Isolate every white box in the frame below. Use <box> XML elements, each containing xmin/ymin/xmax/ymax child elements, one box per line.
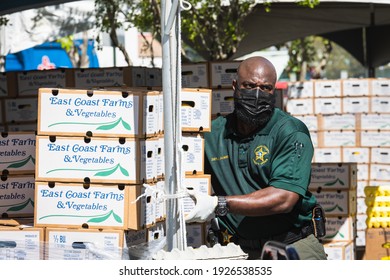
<box><xmin>181</xmin><ymin>63</ymin><xmax>209</xmax><ymax>88</ymax></box>
<box><xmin>310</xmin><ymin>162</ymin><xmax>358</xmax><ymax>190</ymax></box>
<box><xmin>360</xmin><ymin>113</ymin><xmax>390</xmax><ymax>130</ymax></box>
<box><xmin>182</xmin><ymin>134</ymin><xmax>204</xmax><ymax>175</ymax></box>
<box><xmin>360</xmin><ymin>130</ymin><xmax>390</xmax><ymax>147</ymax></box>
<box><xmin>370</xmin><ymin>97</ymin><xmax>390</xmax><ymax>113</ymax></box>
<box><xmin>321</xmin><ymin>130</ymin><xmax>356</xmax><ymax>147</ymax></box>
<box><xmin>0</xmin><ymin>175</ymin><xmax>35</xmax><ymax>217</ymax></box>
<box><xmin>370</xmin><ymin>78</ymin><xmax>390</xmax><ymax>96</ymax></box>
<box><xmin>314</xmin><ymin>80</ymin><xmax>342</xmax><ymax>97</ymax></box>
<box><xmin>342</xmin><ymin>79</ymin><xmax>370</xmax><ymax>97</ymax></box>
<box><xmin>209</xmin><ymin>61</ymin><xmax>240</xmax><ymax>88</ymax></box>
<box><xmin>186</xmin><ymin>223</ymin><xmax>206</xmax><ymax>248</ymax></box>
<box><xmin>357</xmin><ymin>164</ymin><xmax>370</xmax><ymax>181</ymax></box>
<box><xmin>211</xmin><ymin>89</ymin><xmax>234</xmax><ymax>116</ymax></box>
<box><xmin>38</xmin><ymin>88</ymin><xmax>160</xmax><ymax>138</ymax></box>
<box><xmin>17</xmin><ymin>69</ymin><xmax>67</xmax><ymax>96</ymax></box>
<box><xmin>181</xmin><ymin>88</ymin><xmax>212</xmax><ymax>132</ymax></box>
<box><xmin>342</xmin><ymin>97</ymin><xmax>370</xmax><ymax>113</ymax></box>
<box><xmin>371</xmin><ymin>147</ymin><xmax>390</xmax><ymax>164</ymax></box>
<box><xmin>312</xmin><ymin>189</ymin><xmax>357</xmax><ymax>216</ymax></box>
<box><xmin>342</xmin><ymin>147</ymin><xmax>370</xmax><ymax>163</ymax></box>
<box><xmin>310</xmin><ymin>131</ymin><xmax>319</xmax><ymax>148</ymax></box>
<box><xmin>183</xmin><ymin>175</ymin><xmax>211</xmax><ymax>216</ymax></box>
<box><xmin>45</xmin><ymin>227</ymin><xmax>124</xmax><ymax>260</ymax></box>
<box><xmin>285</xmin><ymin>98</ymin><xmax>314</xmax><ymax>115</ymax></box>
<box><xmin>0</xmin><ymin>227</ymin><xmax>44</xmax><ymax>260</ymax></box>
<box><xmin>4</xmin><ymin>97</ymin><xmax>38</xmax><ymax>123</ymax></box>
<box><xmin>0</xmin><ymin>132</ymin><xmax>36</xmax><ymax>174</ymax></box>
<box><xmin>287</xmin><ymin>81</ymin><xmax>314</xmax><ymax>99</ymax></box>
<box><xmin>74</xmin><ymin>67</ymin><xmax>128</xmax><ymax>88</ymax></box>
<box><xmin>294</xmin><ymin>115</ymin><xmax>318</xmax><ymax>131</ymax></box>
<box><xmin>370</xmin><ymin>164</ymin><xmax>390</xmax><ymax>181</ymax></box>
<box><xmin>34</xmin><ymin>182</ymin><xmax>130</xmax><ymax>229</ymax></box>
<box><xmin>314</xmin><ymin>97</ymin><xmax>342</xmax><ymax>115</ymax></box>
<box><xmin>323</xmin><ymin>216</ymin><xmax>356</xmax><ymax>242</ymax></box>
<box><xmin>35</xmin><ymin>136</ymin><xmax>140</xmax><ymax>184</ymax></box>
<box><xmin>320</xmin><ymin>114</ymin><xmax>356</xmax><ymax>130</ymax></box>
<box><xmin>323</xmin><ymin>240</ymin><xmax>355</xmax><ymax>260</ymax></box>
<box><xmin>313</xmin><ymin>148</ymin><xmax>342</xmax><ymax>163</ymax></box>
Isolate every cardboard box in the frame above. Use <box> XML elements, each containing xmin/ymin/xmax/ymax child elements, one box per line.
<box><xmin>35</xmin><ymin>136</ymin><xmax>140</xmax><ymax>184</ymax></box>
<box><xmin>0</xmin><ymin>175</ymin><xmax>35</xmax><ymax>217</ymax></box>
<box><xmin>6</xmin><ymin>122</ymin><xmax>37</xmax><ymax>132</ymax></box>
<box><xmin>285</xmin><ymin>98</ymin><xmax>314</xmax><ymax>115</ymax></box>
<box><xmin>342</xmin><ymin>96</ymin><xmax>370</xmax><ymax>114</ymax></box>
<box><xmin>359</xmin><ymin>113</ymin><xmax>390</xmax><ymax>130</ymax></box>
<box><xmin>4</xmin><ymin>97</ymin><xmax>38</xmax><ymax>123</ymax></box>
<box><xmin>181</xmin><ymin>88</ymin><xmax>212</xmax><ymax>132</ymax></box>
<box><xmin>144</xmin><ymin>67</ymin><xmax>162</xmax><ymax>87</ymax></box>
<box><xmin>371</xmin><ymin>147</ymin><xmax>390</xmax><ymax>164</ymax></box>
<box><xmin>0</xmin><ymin>132</ymin><xmax>36</xmax><ymax>174</ymax></box>
<box><xmin>370</xmin><ymin>164</ymin><xmax>390</xmax><ymax>181</ymax></box>
<box><xmin>313</xmin><ymin>148</ymin><xmax>342</xmax><ymax>163</ymax></box>
<box><xmin>319</xmin><ymin>114</ymin><xmax>356</xmax><ymax>130</ymax></box>
<box><xmin>73</xmin><ymin>67</ymin><xmax>128</xmax><ymax>88</ymax></box>
<box><xmin>323</xmin><ymin>216</ymin><xmax>356</xmax><ymax>242</ymax></box>
<box><xmin>16</xmin><ymin>69</ymin><xmax>68</xmax><ymax>97</ymax></box>
<box><xmin>314</xmin><ymin>80</ymin><xmax>341</xmax><ymax>97</ymax></box>
<box><xmin>364</xmin><ymin>228</ymin><xmax>390</xmax><ymax>260</ymax></box>
<box><xmin>312</xmin><ymin>189</ymin><xmax>357</xmax><ymax>217</ymax></box>
<box><xmin>34</xmin><ymin>182</ymin><xmax>131</xmax><ymax>229</ymax></box>
<box><xmin>310</xmin><ymin>162</ymin><xmax>357</xmax><ymax>190</ymax></box>
<box><xmin>209</xmin><ymin>61</ymin><xmax>240</xmax><ymax>89</ymax></box>
<box><xmin>323</xmin><ymin>240</ymin><xmax>355</xmax><ymax>260</ymax></box>
<box><xmin>342</xmin><ymin>147</ymin><xmax>370</xmax><ymax>163</ymax></box>
<box><xmin>0</xmin><ymin>72</ymin><xmax>17</xmax><ymax>98</ymax></box>
<box><xmin>360</xmin><ymin>130</ymin><xmax>390</xmax><ymax>147</ymax></box>
<box><xmin>370</xmin><ymin>78</ymin><xmax>390</xmax><ymax>96</ymax></box>
<box><xmin>342</xmin><ymin>79</ymin><xmax>370</xmax><ymax>97</ymax></box>
<box><xmin>181</xmin><ymin>63</ymin><xmax>210</xmax><ymax>88</ymax></box>
<box><xmin>294</xmin><ymin>115</ymin><xmax>318</xmax><ymax>131</ymax></box>
<box><xmin>181</xmin><ymin>134</ymin><xmax>204</xmax><ymax>175</ymax></box>
<box><xmin>314</xmin><ymin>97</ymin><xmax>342</xmax><ymax>115</ymax></box>
<box><xmin>320</xmin><ymin>130</ymin><xmax>357</xmax><ymax>147</ymax></box>
<box><xmin>45</xmin><ymin>227</ymin><xmax>124</xmax><ymax>260</ymax></box>
<box><xmin>124</xmin><ymin>228</ymin><xmax>147</xmax><ymax>247</ymax></box>
<box><xmin>211</xmin><ymin>88</ymin><xmax>234</xmax><ymax>117</ymax></box>
<box><xmin>183</xmin><ymin>175</ymin><xmax>211</xmax><ymax>216</ymax></box>
<box><xmin>0</xmin><ymin>226</ymin><xmax>44</xmax><ymax>260</ymax></box>
<box><xmin>37</xmin><ymin>88</ymin><xmax>160</xmax><ymax>138</ymax></box>
<box><xmin>370</xmin><ymin>96</ymin><xmax>390</xmax><ymax>113</ymax></box>
<box><xmin>287</xmin><ymin>81</ymin><xmax>314</xmax><ymax>99</ymax></box>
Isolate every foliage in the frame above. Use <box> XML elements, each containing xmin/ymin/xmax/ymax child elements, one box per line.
<box><xmin>93</xmin><ymin>0</ymin><xmax>321</xmax><ymax>63</ymax></box>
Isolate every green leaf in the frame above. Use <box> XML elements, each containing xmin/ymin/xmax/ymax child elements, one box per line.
<box><xmin>94</xmin><ymin>165</ymin><xmax>119</xmax><ymax>177</ymax></box>
<box><xmin>7</xmin><ymin>157</ymin><xmax>31</xmax><ymax>168</ymax></box>
<box><xmin>97</xmin><ymin>119</ymin><xmax>120</xmax><ymax>130</ymax></box>
<box><xmin>113</xmin><ymin>212</ymin><xmax>122</xmax><ymax>223</ymax></box>
<box><xmin>119</xmin><ymin>165</ymin><xmax>129</xmax><ymax>176</ymax></box>
<box><xmin>121</xmin><ymin>119</ymin><xmax>131</xmax><ymax>130</ymax></box>
<box><xmin>324</xmin><ymin>179</ymin><xmax>339</xmax><ymax>186</ymax></box>
<box><xmin>7</xmin><ymin>199</ymin><xmax>32</xmax><ymax>212</ymax></box>
<box><xmin>87</xmin><ymin>212</ymin><xmax>111</xmax><ymax>223</ymax></box>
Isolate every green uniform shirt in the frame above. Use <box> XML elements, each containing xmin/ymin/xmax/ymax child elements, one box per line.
<box><xmin>204</xmin><ymin>108</ymin><xmax>317</xmax><ymax>240</ymax></box>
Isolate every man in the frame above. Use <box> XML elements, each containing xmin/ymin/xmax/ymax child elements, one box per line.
<box><xmin>185</xmin><ymin>56</ymin><xmax>327</xmax><ymax>260</ymax></box>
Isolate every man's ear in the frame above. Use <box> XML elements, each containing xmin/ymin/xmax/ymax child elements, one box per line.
<box><xmin>232</xmin><ymin>79</ymin><xmax>237</xmax><ymax>90</ymax></box>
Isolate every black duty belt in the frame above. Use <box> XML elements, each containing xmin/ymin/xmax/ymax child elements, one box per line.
<box><xmin>232</xmin><ymin>224</ymin><xmax>314</xmax><ymax>250</ymax></box>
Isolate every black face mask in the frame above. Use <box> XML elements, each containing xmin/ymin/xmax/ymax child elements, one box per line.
<box><xmin>234</xmin><ymin>87</ymin><xmax>276</xmax><ymax>128</ymax></box>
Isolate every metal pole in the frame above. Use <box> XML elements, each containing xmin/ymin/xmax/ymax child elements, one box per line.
<box><xmin>161</xmin><ymin>0</ymin><xmax>186</xmax><ymax>252</ymax></box>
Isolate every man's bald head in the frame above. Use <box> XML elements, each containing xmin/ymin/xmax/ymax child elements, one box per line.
<box><xmin>236</xmin><ymin>56</ymin><xmax>277</xmax><ymax>87</ymax></box>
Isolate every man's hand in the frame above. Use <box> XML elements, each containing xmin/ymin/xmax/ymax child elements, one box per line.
<box><xmin>185</xmin><ymin>190</ymin><xmax>218</xmax><ymax>223</ymax></box>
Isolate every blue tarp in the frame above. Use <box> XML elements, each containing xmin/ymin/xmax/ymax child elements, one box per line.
<box><xmin>5</xmin><ymin>39</ymin><xmax>99</xmax><ymax>72</ymax></box>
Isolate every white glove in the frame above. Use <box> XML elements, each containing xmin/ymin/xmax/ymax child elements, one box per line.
<box><xmin>185</xmin><ymin>190</ymin><xmax>218</xmax><ymax>223</ymax></box>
